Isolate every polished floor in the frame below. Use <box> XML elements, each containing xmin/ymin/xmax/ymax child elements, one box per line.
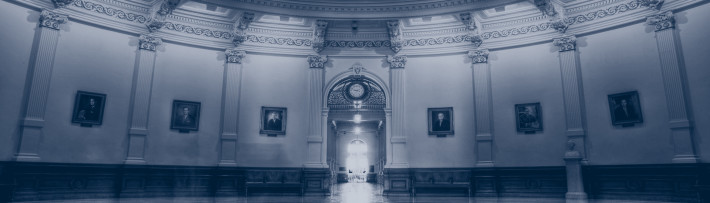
<box><xmin>17</xmin><ymin>183</ymin><xmax>679</xmax><ymax>203</ymax></box>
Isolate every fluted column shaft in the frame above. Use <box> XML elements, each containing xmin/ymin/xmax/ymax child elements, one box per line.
<box><xmin>468</xmin><ymin>50</ymin><xmax>494</xmax><ymax>167</ymax></box>
<box><xmin>16</xmin><ymin>10</ymin><xmax>68</xmax><ymax>161</ymax></box>
<box><xmin>386</xmin><ymin>55</ymin><xmax>408</xmax><ymax>168</ymax></box>
<box><xmin>647</xmin><ymin>12</ymin><xmax>698</xmax><ymax>163</ymax></box>
<box><xmin>124</xmin><ymin>35</ymin><xmax>162</xmax><ymax>164</ymax></box>
<box><xmin>553</xmin><ymin>35</ymin><xmax>587</xmax><ymax>160</ymax></box>
<box><xmin>219</xmin><ymin>49</ymin><xmax>245</xmax><ymax>166</ymax></box>
<box><xmin>305</xmin><ymin>55</ymin><xmax>327</xmax><ymax>168</ymax></box>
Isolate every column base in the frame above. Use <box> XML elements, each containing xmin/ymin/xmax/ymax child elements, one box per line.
<box><xmin>566</xmin><ymin>192</ymin><xmax>588</xmax><ymax>203</ymax></box>
<box><xmin>123</xmin><ymin>158</ymin><xmax>146</xmax><ymax>165</ymax></box>
<box><xmin>383</xmin><ymin>168</ymin><xmax>410</xmax><ymax>196</ymax></box>
<box><xmin>672</xmin><ymin>155</ymin><xmax>699</xmax><ymax>163</ymax></box>
<box><xmin>14</xmin><ymin>153</ymin><xmax>41</xmax><ymax>162</ymax></box>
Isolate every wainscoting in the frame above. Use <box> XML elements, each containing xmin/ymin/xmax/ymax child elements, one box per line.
<box><xmin>0</xmin><ymin>162</ymin><xmax>708</xmax><ymax>202</ymax></box>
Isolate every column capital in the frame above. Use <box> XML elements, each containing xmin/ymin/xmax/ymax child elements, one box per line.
<box><xmin>225</xmin><ymin>48</ymin><xmax>246</xmax><ymax>64</ymax></box>
<box><xmin>387</xmin><ymin>55</ymin><xmax>407</xmax><ymax>69</ymax></box>
<box><xmin>467</xmin><ymin>49</ymin><xmax>489</xmax><ymax>64</ymax></box>
<box><xmin>553</xmin><ymin>35</ymin><xmax>576</xmax><ymax>52</ymax></box>
<box><xmin>39</xmin><ymin>10</ymin><xmax>68</xmax><ymax>30</ymax></box>
<box><xmin>646</xmin><ymin>11</ymin><xmax>674</xmax><ymax>32</ymax></box>
<box><xmin>307</xmin><ymin>54</ymin><xmax>328</xmax><ymax>68</ymax></box>
<box><xmin>51</xmin><ymin>0</ymin><xmax>75</xmax><ymax>8</ymax></box>
<box><xmin>138</xmin><ymin>34</ymin><xmax>162</xmax><ymax>51</ymax></box>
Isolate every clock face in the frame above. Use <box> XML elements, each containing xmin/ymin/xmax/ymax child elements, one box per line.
<box><xmin>348</xmin><ymin>83</ymin><xmax>366</xmax><ymax>99</ymax></box>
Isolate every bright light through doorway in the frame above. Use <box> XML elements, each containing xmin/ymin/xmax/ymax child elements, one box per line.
<box><xmin>346</xmin><ymin>139</ymin><xmax>368</xmax><ymax>183</ymax></box>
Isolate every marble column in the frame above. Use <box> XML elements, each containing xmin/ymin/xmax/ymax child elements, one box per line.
<box><xmin>646</xmin><ymin>11</ymin><xmax>698</xmax><ymax>163</ymax></box>
<box><xmin>304</xmin><ymin>55</ymin><xmax>328</xmax><ymax>168</ymax></box>
<box><xmin>468</xmin><ymin>49</ymin><xmax>494</xmax><ymax>167</ymax></box>
<box><xmin>124</xmin><ymin>34</ymin><xmax>162</xmax><ymax>164</ymax></box>
<box><xmin>386</xmin><ymin>55</ymin><xmax>408</xmax><ymax>168</ymax></box>
<box><xmin>218</xmin><ymin>48</ymin><xmax>245</xmax><ymax>166</ymax></box>
<box><xmin>15</xmin><ymin>10</ymin><xmax>68</xmax><ymax>161</ymax></box>
<box><xmin>552</xmin><ymin>35</ymin><xmax>588</xmax><ymax>160</ymax></box>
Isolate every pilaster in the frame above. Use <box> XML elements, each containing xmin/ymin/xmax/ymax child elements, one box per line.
<box><xmin>468</xmin><ymin>49</ymin><xmax>494</xmax><ymax>167</ymax></box>
<box><xmin>552</xmin><ymin>35</ymin><xmax>588</xmax><ymax>161</ymax></box>
<box><xmin>386</xmin><ymin>55</ymin><xmax>408</xmax><ymax>168</ymax></box>
<box><xmin>304</xmin><ymin>55</ymin><xmax>328</xmax><ymax>168</ymax></box>
<box><xmin>124</xmin><ymin>34</ymin><xmax>162</xmax><ymax>164</ymax></box>
<box><xmin>15</xmin><ymin>10</ymin><xmax>68</xmax><ymax>162</ymax></box>
<box><xmin>646</xmin><ymin>11</ymin><xmax>698</xmax><ymax>163</ymax></box>
<box><xmin>219</xmin><ymin>48</ymin><xmax>245</xmax><ymax>167</ymax></box>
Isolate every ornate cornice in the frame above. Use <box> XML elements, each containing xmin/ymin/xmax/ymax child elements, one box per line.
<box><xmin>73</xmin><ymin>0</ymin><xmax>148</xmax><ymax>23</ymax></box>
<box><xmin>324</xmin><ymin>40</ymin><xmax>390</xmax><ymax>48</ymax></box>
<box><xmin>468</xmin><ymin>49</ymin><xmax>489</xmax><ymax>64</ymax></box>
<box><xmin>138</xmin><ymin>34</ymin><xmax>162</xmax><ymax>51</ymax></box>
<box><xmin>535</xmin><ymin>0</ymin><xmax>558</xmax><ymax>17</ymax></box>
<box><xmin>564</xmin><ymin>1</ymin><xmax>641</xmax><ymax>27</ymax></box>
<box><xmin>646</xmin><ymin>11</ymin><xmax>674</xmax><ymax>32</ymax></box>
<box><xmin>163</xmin><ymin>22</ymin><xmax>232</xmax><ymax>39</ymax></box>
<box><xmin>39</xmin><ymin>10</ymin><xmax>68</xmax><ymax>30</ymax></box>
<box><xmin>312</xmin><ymin>20</ymin><xmax>328</xmax><ymax>53</ymax></box>
<box><xmin>52</xmin><ymin>0</ymin><xmax>75</xmax><ymax>8</ymax></box>
<box><xmin>145</xmin><ymin>0</ymin><xmax>180</xmax><ymax>32</ymax></box>
<box><xmin>233</xmin><ymin>12</ymin><xmax>254</xmax><ymax>47</ymax></box>
<box><xmin>307</xmin><ymin>54</ymin><xmax>328</xmax><ymax>68</ymax></box>
<box><xmin>638</xmin><ymin>0</ymin><xmax>664</xmax><ymax>10</ymax></box>
<box><xmin>246</xmin><ymin>35</ymin><xmax>312</xmax><ymax>46</ymax></box>
<box><xmin>553</xmin><ymin>35</ymin><xmax>577</xmax><ymax>52</ymax></box>
<box><xmin>387</xmin><ymin>55</ymin><xmax>407</xmax><ymax>69</ymax></box>
<box><xmin>387</xmin><ymin>20</ymin><xmax>404</xmax><ymax>54</ymax></box>
<box><xmin>550</xmin><ymin>20</ymin><xmax>570</xmax><ymax>34</ymax></box>
<box><xmin>225</xmin><ymin>48</ymin><xmax>246</xmax><ymax>63</ymax></box>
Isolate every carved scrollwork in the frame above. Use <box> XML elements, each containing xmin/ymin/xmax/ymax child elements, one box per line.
<box><xmin>646</xmin><ymin>11</ymin><xmax>674</xmax><ymax>32</ymax></box>
<box><xmin>225</xmin><ymin>48</ymin><xmax>246</xmax><ymax>64</ymax></box>
<box><xmin>312</xmin><ymin>20</ymin><xmax>328</xmax><ymax>53</ymax></box>
<box><xmin>467</xmin><ymin>49</ymin><xmax>489</xmax><ymax>64</ymax></box>
<box><xmin>39</xmin><ymin>10</ymin><xmax>68</xmax><ymax>30</ymax></box>
<box><xmin>553</xmin><ymin>35</ymin><xmax>576</xmax><ymax>52</ymax></box>
<box><xmin>638</xmin><ymin>0</ymin><xmax>664</xmax><ymax>10</ymax></box>
<box><xmin>327</xmin><ymin>76</ymin><xmax>386</xmax><ymax>109</ymax></box>
<box><xmin>387</xmin><ymin>55</ymin><xmax>407</xmax><ymax>69</ymax></box>
<box><xmin>387</xmin><ymin>20</ymin><xmax>404</xmax><ymax>53</ymax></box>
<box><xmin>550</xmin><ymin>20</ymin><xmax>570</xmax><ymax>34</ymax></box>
<box><xmin>138</xmin><ymin>34</ymin><xmax>162</xmax><ymax>51</ymax></box>
<box><xmin>52</xmin><ymin>0</ymin><xmax>75</xmax><ymax>8</ymax></box>
<box><xmin>233</xmin><ymin>12</ymin><xmax>255</xmax><ymax>47</ymax></box>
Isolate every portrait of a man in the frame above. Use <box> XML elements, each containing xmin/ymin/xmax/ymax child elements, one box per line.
<box><xmin>515</xmin><ymin>103</ymin><xmax>543</xmax><ymax>132</ymax></box>
<box><xmin>170</xmin><ymin>100</ymin><xmax>201</xmax><ymax>131</ymax></box>
<box><xmin>71</xmin><ymin>91</ymin><xmax>106</xmax><ymax>126</ymax></box>
<box><xmin>428</xmin><ymin>107</ymin><xmax>454</xmax><ymax>135</ymax></box>
<box><xmin>608</xmin><ymin>91</ymin><xmax>643</xmax><ymax>125</ymax></box>
<box><xmin>260</xmin><ymin>107</ymin><xmax>287</xmax><ymax>135</ymax></box>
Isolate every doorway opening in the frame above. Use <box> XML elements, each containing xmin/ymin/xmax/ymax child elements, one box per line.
<box><xmin>346</xmin><ymin>139</ymin><xmax>368</xmax><ymax>183</ymax></box>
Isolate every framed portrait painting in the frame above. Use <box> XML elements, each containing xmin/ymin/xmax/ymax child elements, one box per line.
<box><xmin>428</xmin><ymin>107</ymin><xmax>454</xmax><ymax>136</ymax></box>
<box><xmin>608</xmin><ymin>91</ymin><xmax>643</xmax><ymax>126</ymax></box>
<box><xmin>71</xmin><ymin>91</ymin><xmax>107</xmax><ymax>126</ymax></box>
<box><xmin>260</xmin><ymin>106</ymin><xmax>287</xmax><ymax>135</ymax></box>
<box><xmin>515</xmin><ymin>103</ymin><xmax>543</xmax><ymax>133</ymax></box>
<box><xmin>170</xmin><ymin>100</ymin><xmax>201</xmax><ymax>132</ymax></box>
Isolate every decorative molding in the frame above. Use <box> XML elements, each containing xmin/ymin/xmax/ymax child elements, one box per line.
<box><xmin>646</xmin><ymin>11</ymin><xmax>674</xmax><ymax>32</ymax></box>
<box><xmin>564</xmin><ymin>1</ymin><xmax>641</xmax><ymax>27</ymax></box>
<box><xmin>404</xmin><ymin>34</ymin><xmax>474</xmax><ymax>46</ymax></box>
<box><xmin>459</xmin><ymin>13</ymin><xmax>476</xmax><ymax>31</ymax></box>
<box><xmin>638</xmin><ymin>0</ymin><xmax>664</xmax><ymax>10</ymax></box>
<box><xmin>246</xmin><ymin>35</ymin><xmax>312</xmax><ymax>46</ymax></box>
<box><xmin>307</xmin><ymin>54</ymin><xmax>327</xmax><ymax>68</ymax></box>
<box><xmin>233</xmin><ymin>12</ymin><xmax>255</xmax><ymax>47</ymax></box>
<box><xmin>387</xmin><ymin>20</ymin><xmax>404</xmax><ymax>53</ymax></box>
<box><xmin>39</xmin><ymin>10</ymin><xmax>68</xmax><ymax>30</ymax></box>
<box><xmin>481</xmin><ymin>23</ymin><xmax>551</xmax><ymax>39</ymax></box>
<box><xmin>468</xmin><ymin>49</ymin><xmax>489</xmax><ymax>64</ymax></box>
<box><xmin>312</xmin><ymin>20</ymin><xmax>328</xmax><ymax>53</ymax></box>
<box><xmin>553</xmin><ymin>35</ymin><xmax>577</xmax><ymax>52</ymax></box>
<box><xmin>138</xmin><ymin>34</ymin><xmax>162</xmax><ymax>51</ymax></box>
<box><xmin>324</xmin><ymin>40</ymin><xmax>390</xmax><ymax>48</ymax></box>
<box><xmin>387</xmin><ymin>55</ymin><xmax>407</xmax><ymax>69</ymax></box>
<box><xmin>163</xmin><ymin>22</ymin><xmax>233</xmax><ymax>39</ymax></box>
<box><xmin>535</xmin><ymin>0</ymin><xmax>558</xmax><ymax>17</ymax></box>
<box><xmin>72</xmin><ymin>0</ymin><xmax>148</xmax><ymax>24</ymax></box>
<box><xmin>52</xmin><ymin>0</ymin><xmax>75</xmax><ymax>8</ymax></box>
<box><xmin>225</xmin><ymin>48</ymin><xmax>246</xmax><ymax>64</ymax></box>
<box><xmin>145</xmin><ymin>0</ymin><xmax>180</xmax><ymax>32</ymax></box>
<box><xmin>550</xmin><ymin>20</ymin><xmax>571</xmax><ymax>34</ymax></box>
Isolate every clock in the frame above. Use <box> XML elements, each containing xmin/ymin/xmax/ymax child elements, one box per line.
<box><xmin>347</xmin><ymin>82</ymin><xmax>368</xmax><ymax>100</ymax></box>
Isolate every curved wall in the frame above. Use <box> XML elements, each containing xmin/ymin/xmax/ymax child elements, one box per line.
<box><xmin>0</xmin><ymin>0</ymin><xmax>709</xmax><ymax>169</ymax></box>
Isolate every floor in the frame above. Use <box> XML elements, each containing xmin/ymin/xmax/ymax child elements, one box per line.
<box><xmin>16</xmin><ymin>183</ymin><xmax>680</xmax><ymax>203</ymax></box>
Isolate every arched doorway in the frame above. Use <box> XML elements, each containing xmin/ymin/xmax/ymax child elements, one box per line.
<box><xmin>324</xmin><ymin>64</ymin><xmax>389</xmax><ymax>188</ymax></box>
